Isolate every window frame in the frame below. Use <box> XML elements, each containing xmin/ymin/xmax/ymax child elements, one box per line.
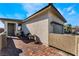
<box><xmin>50</xmin><ymin>21</ymin><xmax>64</xmax><ymax>34</ymax></box>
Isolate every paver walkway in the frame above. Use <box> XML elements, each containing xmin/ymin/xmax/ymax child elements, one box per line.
<box><xmin>0</xmin><ymin>37</ymin><xmax>72</xmax><ymax>56</ymax></box>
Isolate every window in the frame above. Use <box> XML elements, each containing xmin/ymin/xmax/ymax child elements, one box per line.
<box><xmin>51</xmin><ymin>22</ymin><xmax>63</xmax><ymax>34</ymax></box>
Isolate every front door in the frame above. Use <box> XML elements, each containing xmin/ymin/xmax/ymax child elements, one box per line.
<box><xmin>7</xmin><ymin>23</ymin><xmax>15</xmax><ymax>36</ymax></box>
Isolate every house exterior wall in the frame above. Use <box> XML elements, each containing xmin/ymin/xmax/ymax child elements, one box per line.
<box><xmin>22</xmin><ymin>12</ymin><xmax>49</xmax><ymax>46</ymax></box>
<box><xmin>22</xmin><ymin>6</ymin><xmax>65</xmax><ymax>46</ymax></box>
<box><xmin>48</xmin><ymin>10</ymin><xmax>64</xmax><ymax>33</ymax></box>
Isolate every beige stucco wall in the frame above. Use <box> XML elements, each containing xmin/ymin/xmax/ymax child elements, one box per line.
<box><xmin>48</xmin><ymin>10</ymin><xmax>64</xmax><ymax>33</ymax></box>
<box><xmin>22</xmin><ymin>12</ymin><xmax>49</xmax><ymax>46</ymax></box>
<box><xmin>49</xmin><ymin>33</ymin><xmax>79</xmax><ymax>55</ymax></box>
<box><xmin>0</xmin><ymin>32</ymin><xmax>7</xmax><ymax>50</ymax></box>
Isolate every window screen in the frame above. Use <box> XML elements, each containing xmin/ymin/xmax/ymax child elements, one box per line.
<box><xmin>52</xmin><ymin>23</ymin><xmax>63</xmax><ymax>34</ymax></box>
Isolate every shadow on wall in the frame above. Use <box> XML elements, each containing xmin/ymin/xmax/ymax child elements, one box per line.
<box><xmin>33</xmin><ymin>34</ymin><xmax>42</xmax><ymax>44</ymax></box>
<box><xmin>21</xmin><ymin>12</ymin><xmax>48</xmax><ymax>35</ymax></box>
<box><xmin>21</xmin><ymin>23</ymin><xmax>42</xmax><ymax>44</ymax></box>
<box><xmin>22</xmin><ymin>23</ymin><xmax>30</xmax><ymax>35</ymax></box>
<box><xmin>0</xmin><ymin>38</ymin><xmax>22</xmax><ymax>56</ymax></box>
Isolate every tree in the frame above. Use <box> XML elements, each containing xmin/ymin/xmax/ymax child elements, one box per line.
<box><xmin>67</xmin><ymin>24</ymin><xmax>72</xmax><ymax>33</ymax></box>
<box><xmin>64</xmin><ymin>24</ymin><xmax>72</xmax><ymax>34</ymax></box>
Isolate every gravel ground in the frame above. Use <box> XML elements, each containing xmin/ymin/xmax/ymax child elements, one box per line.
<box><xmin>0</xmin><ymin>37</ymin><xmax>72</xmax><ymax>56</ymax></box>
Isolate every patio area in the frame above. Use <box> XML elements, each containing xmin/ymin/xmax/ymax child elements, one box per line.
<box><xmin>0</xmin><ymin>37</ymin><xmax>72</xmax><ymax>56</ymax></box>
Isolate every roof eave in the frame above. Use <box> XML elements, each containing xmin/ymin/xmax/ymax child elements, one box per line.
<box><xmin>0</xmin><ymin>18</ymin><xmax>22</xmax><ymax>22</ymax></box>
<box><xmin>51</xmin><ymin>4</ymin><xmax>67</xmax><ymax>23</ymax></box>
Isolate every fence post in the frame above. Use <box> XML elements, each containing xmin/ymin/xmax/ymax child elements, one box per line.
<box><xmin>75</xmin><ymin>35</ymin><xmax>78</xmax><ymax>56</ymax></box>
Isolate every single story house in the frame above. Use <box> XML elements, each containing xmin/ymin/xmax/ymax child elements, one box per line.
<box><xmin>0</xmin><ymin>4</ymin><xmax>66</xmax><ymax>46</ymax></box>
<box><xmin>20</xmin><ymin>4</ymin><xmax>66</xmax><ymax>46</ymax></box>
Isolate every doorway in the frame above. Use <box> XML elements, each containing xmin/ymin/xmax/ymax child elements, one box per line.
<box><xmin>7</xmin><ymin>23</ymin><xmax>16</xmax><ymax>36</ymax></box>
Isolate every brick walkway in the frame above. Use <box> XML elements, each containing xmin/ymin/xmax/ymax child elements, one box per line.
<box><xmin>0</xmin><ymin>37</ymin><xmax>72</xmax><ymax>56</ymax></box>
